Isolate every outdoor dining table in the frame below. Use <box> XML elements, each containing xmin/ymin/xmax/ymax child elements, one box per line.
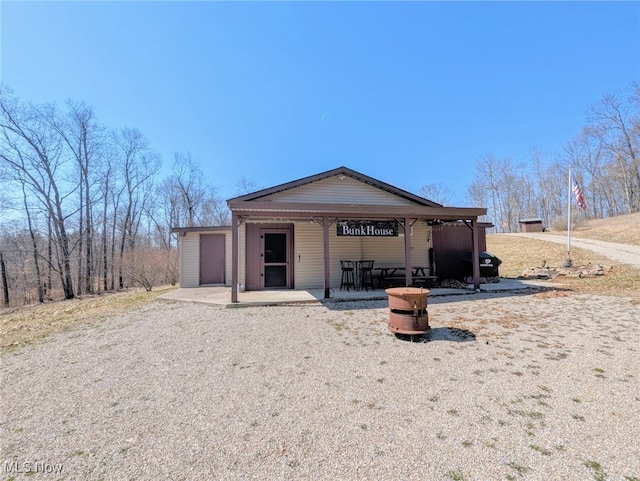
<box><xmin>374</xmin><ymin>266</ymin><xmax>434</xmax><ymax>288</ymax></box>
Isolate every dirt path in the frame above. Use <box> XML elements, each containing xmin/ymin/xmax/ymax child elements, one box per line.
<box><xmin>505</xmin><ymin>233</ymin><xmax>640</xmax><ymax>269</ymax></box>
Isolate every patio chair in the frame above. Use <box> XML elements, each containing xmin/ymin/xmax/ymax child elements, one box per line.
<box><xmin>359</xmin><ymin>260</ymin><xmax>375</xmax><ymax>291</ymax></box>
<box><xmin>340</xmin><ymin>260</ymin><xmax>356</xmax><ymax>291</ymax></box>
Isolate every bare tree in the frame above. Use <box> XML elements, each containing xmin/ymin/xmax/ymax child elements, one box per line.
<box><xmin>470</xmin><ymin>152</ymin><xmax>544</xmax><ymax>232</ymax></box>
<box><xmin>154</xmin><ymin>153</ymin><xmax>231</xmax><ymax>243</ymax></box>
<box><xmin>171</xmin><ymin>152</ymin><xmax>207</xmax><ymax>227</ymax></box>
<box><xmin>470</xmin><ymin>153</ymin><xmax>511</xmax><ymax>231</ymax></box>
<box><xmin>532</xmin><ymin>154</ymin><xmax>566</xmax><ymax>228</ymax></box>
<box><xmin>235</xmin><ymin>176</ymin><xmax>260</xmax><ymax>196</ymax></box>
<box><xmin>466</xmin><ymin>181</ymin><xmax>490</xmax><ymax>223</ymax></box>
<box><xmin>0</xmin><ymin>251</ymin><xmax>9</xmax><ymax>306</ymax></box>
<box><xmin>587</xmin><ymin>86</ymin><xmax>640</xmax><ymax>213</ymax></box>
<box><xmin>154</xmin><ymin>176</ymin><xmax>182</xmax><ymax>250</ymax></box>
<box><xmin>54</xmin><ymin>100</ymin><xmax>106</xmax><ymax>294</ymax></box>
<box><xmin>418</xmin><ymin>183</ymin><xmax>454</xmax><ymax>205</ymax></box>
<box><xmin>112</xmin><ymin>128</ymin><xmax>159</xmax><ymax>289</ymax></box>
<box><xmin>1</xmin><ymin>87</ymin><xmax>179</xmax><ymax>303</ymax></box>
<box><xmin>98</xmin><ymin>153</ymin><xmax>114</xmax><ymax>291</ymax></box>
<box><xmin>20</xmin><ymin>180</ymin><xmax>44</xmax><ymax>303</ymax></box>
<box><xmin>0</xmin><ymin>87</ymin><xmax>76</xmax><ymax>299</ymax></box>
<box><xmin>200</xmin><ymin>194</ymin><xmax>231</xmax><ymax>226</ymax></box>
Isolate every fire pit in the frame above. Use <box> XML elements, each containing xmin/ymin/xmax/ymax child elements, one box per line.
<box><xmin>385</xmin><ymin>287</ymin><xmax>430</xmax><ymax>335</ymax></box>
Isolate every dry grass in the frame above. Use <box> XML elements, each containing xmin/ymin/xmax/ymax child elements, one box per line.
<box><xmin>488</xmin><ymin>211</ymin><xmax>640</xmax><ymax>298</ymax></box>
<box><xmin>0</xmin><ymin>287</ymin><xmax>176</xmax><ymax>349</ymax></box>
<box><xmin>487</xmin><ymin>232</ymin><xmax>640</xmax><ymax>299</ymax></box>
<box><xmin>570</xmin><ymin>212</ymin><xmax>640</xmax><ymax>246</ymax></box>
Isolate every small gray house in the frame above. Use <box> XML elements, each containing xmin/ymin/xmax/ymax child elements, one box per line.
<box><xmin>172</xmin><ymin>166</ymin><xmax>488</xmax><ymax>303</ymax></box>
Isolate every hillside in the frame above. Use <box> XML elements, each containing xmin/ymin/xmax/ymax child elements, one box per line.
<box><xmin>561</xmin><ymin>212</ymin><xmax>640</xmax><ymax>246</ymax></box>
<box><xmin>486</xmin><ymin>213</ymin><xmax>640</xmax><ymax>297</ymax></box>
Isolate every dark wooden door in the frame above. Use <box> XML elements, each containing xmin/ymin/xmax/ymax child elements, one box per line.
<box><xmin>431</xmin><ymin>224</ymin><xmax>487</xmax><ymax>280</ymax></box>
<box><xmin>200</xmin><ymin>234</ymin><xmax>225</xmax><ymax>285</ymax></box>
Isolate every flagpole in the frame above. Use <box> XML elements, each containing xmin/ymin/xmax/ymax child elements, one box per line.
<box><xmin>565</xmin><ymin>166</ymin><xmax>572</xmax><ymax>267</ymax></box>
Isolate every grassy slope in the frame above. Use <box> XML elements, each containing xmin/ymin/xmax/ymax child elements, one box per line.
<box><xmin>570</xmin><ymin>212</ymin><xmax>640</xmax><ymax>246</ymax></box>
<box><xmin>0</xmin><ymin>287</ymin><xmax>176</xmax><ymax>349</ymax></box>
<box><xmin>487</xmin><ymin>212</ymin><xmax>640</xmax><ymax>298</ymax></box>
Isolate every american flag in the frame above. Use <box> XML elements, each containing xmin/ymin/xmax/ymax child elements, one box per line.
<box><xmin>572</xmin><ymin>176</ymin><xmax>586</xmax><ymax>210</ymax></box>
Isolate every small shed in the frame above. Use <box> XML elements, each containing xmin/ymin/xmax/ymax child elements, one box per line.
<box><xmin>518</xmin><ymin>218</ymin><xmax>544</xmax><ymax>233</ymax></box>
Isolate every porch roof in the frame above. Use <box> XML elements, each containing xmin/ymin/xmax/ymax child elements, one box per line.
<box><xmin>170</xmin><ymin>225</ymin><xmax>231</xmax><ymax>235</ymax></box>
<box><xmin>227</xmin><ymin>200</ymin><xmax>486</xmax><ymax>221</ymax></box>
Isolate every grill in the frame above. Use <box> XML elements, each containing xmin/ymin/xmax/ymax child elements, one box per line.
<box><xmin>386</xmin><ymin>287</ymin><xmax>430</xmax><ymax>335</ymax></box>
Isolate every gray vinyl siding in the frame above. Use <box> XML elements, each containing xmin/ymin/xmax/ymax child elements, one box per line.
<box><xmin>224</xmin><ymin>232</ymin><xmax>233</xmax><ymax>287</ymax></box>
<box><xmin>182</xmin><ymin>222</ymin><xmax>432</xmax><ymax>290</ymax></box>
<box><xmin>180</xmin><ymin>232</ymin><xmax>200</xmax><ymax>288</ymax></box>
<box><xmin>261</xmin><ymin>176</ymin><xmax>419</xmax><ymax>206</ymax></box>
<box><xmin>235</xmin><ymin>174</ymin><xmax>433</xmax><ymax>290</ymax></box>
<box><xmin>329</xmin><ymin>233</ymin><xmax>365</xmax><ymax>288</ymax></box>
<box><xmin>293</xmin><ymin>223</ymin><xmax>324</xmax><ymax>289</ymax></box>
<box><xmin>362</xmin><ymin>223</ymin><xmax>431</xmax><ymax>269</ymax></box>
<box><xmin>293</xmin><ymin>221</ymin><xmax>433</xmax><ymax>289</ymax></box>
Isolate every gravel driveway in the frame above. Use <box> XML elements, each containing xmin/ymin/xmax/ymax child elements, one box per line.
<box><xmin>2</xmin><ymin>291</ymin><xmax>639</xmax><ymax>480</ymax></box>
<box><xmin>506</xmin><ymin>233</ymin><xmax>640</xmax><ymax>269</ymax></box>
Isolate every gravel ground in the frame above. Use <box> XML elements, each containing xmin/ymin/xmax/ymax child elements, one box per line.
<box><xmin>1</xmin><ymin>291</ymin><xmax>639</xmax><ymax>481</ymax></box>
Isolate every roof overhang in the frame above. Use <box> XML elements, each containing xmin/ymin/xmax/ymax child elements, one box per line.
<box><xmin>228</xmin><ymin>200</ymin><xmax>486</xmax><ymax>221</ymax></box>
<box><xmin>171</xmin><ymin>226</ymin><xmax>232</xmax><ymax>234</ymax></box>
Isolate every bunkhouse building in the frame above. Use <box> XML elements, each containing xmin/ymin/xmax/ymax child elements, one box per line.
<box><xmin>171</xmin><ymin>167</ymin><xmax>489</xmax><ymax>303</ymax></box>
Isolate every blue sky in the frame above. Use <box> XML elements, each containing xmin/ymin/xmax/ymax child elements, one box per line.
<box><xmin>1</xmin><ymin>1</ymin><xmax>639</xmax><ymax>205</ymax></box>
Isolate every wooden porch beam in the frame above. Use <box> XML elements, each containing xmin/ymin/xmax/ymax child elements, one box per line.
<box><xmin>231</xmin><ymin>213</ymin><xmax>239</xmax><ymax>303</ymax></box>
<box><xmin>403</xmin><ymin>217</ymin><xmax>412</xmax><ymax>287</ymax></box>
<box><xmin>472</xmin><ymin>218</ymin><xmax>480</xmax><ymax>290</ymax></box>
<box><xmin>323</xmin><ymin>215</ymin><xmax>331</xmax><ymax>299</ymax></box>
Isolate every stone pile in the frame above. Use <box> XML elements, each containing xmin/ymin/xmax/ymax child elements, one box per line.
<box><xmin>520</xmin><ymin>263</ymin><xmax>609</xmax><ymax>280</ymax></box>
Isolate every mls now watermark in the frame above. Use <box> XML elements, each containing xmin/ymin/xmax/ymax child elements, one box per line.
<box><xmin>3</xmin><ymin>460</ymin><xmax>64</xmax><ymax>475</ymax></box>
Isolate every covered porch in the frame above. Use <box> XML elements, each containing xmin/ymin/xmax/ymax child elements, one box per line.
<box><xmin>229</xmin><ymin>202</ymin><xmax>487</xmax><ymax>303</ymax></box>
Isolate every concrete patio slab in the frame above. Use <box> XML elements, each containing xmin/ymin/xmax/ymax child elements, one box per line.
<box><xmin>156</xmin><ymin>278</ymin><xmax>557</xmax><ymax>307</ymax></box>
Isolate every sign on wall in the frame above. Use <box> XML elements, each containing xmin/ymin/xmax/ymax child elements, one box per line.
<box><xmin>337</xmin><ymin>220</ymin><xmax>399</xmax><ymax>237</ymax></box>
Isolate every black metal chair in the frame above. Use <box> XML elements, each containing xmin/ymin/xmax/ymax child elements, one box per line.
<box><xmin>340</xmin><ymin>260</ymin><xmax>356</xmax><ymax>291</ymax></box>
<box><xmin>359</xmin><ymin>260</ymin><xmax>375</xmax><ymax>291</ymax></box>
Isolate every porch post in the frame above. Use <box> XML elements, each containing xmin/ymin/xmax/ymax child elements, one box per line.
<box><xmin>403</xmin><ymin>217</ymin><xmax>412</xmax><ymax>287</ymax></box>
<box><xmin>471</xmin><ymin>218</ymin><xmax>480</xmax><ymax>290</ymax></box>
<box><xmin>231</xmin><ymin>212</ymin><xmax>239</xmax><ymax>303</ymax></box>
<box><xmin>323</xmin><ymin>215</ymin><xmax>331</xmax><ymax>299</ymax></box>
